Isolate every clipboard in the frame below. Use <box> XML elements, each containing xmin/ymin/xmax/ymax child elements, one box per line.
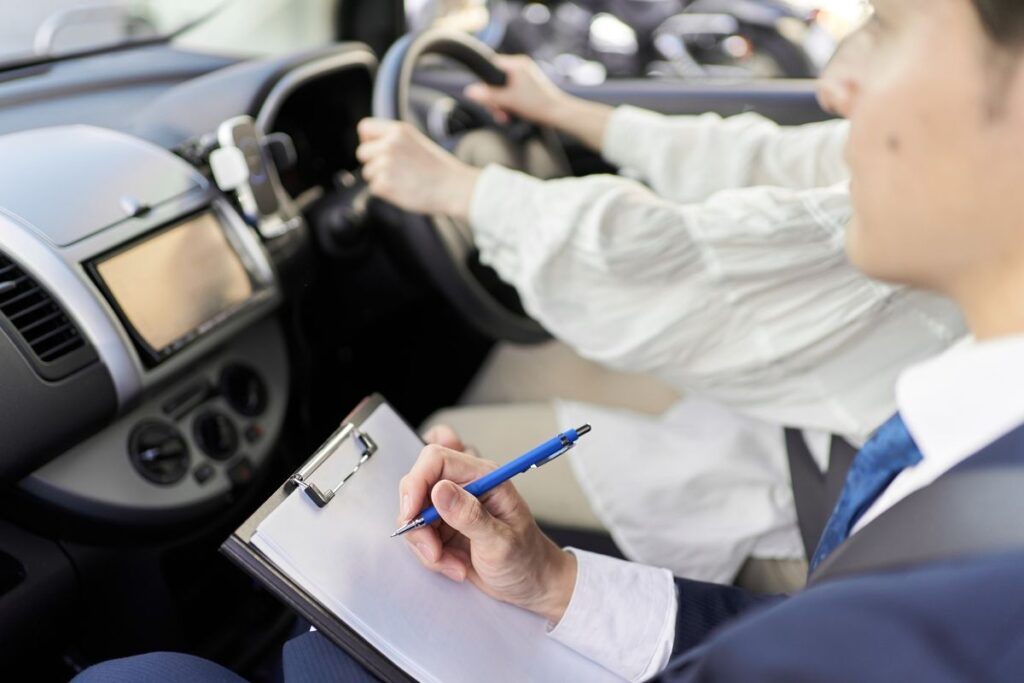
<box><xmin>220</xmin><ymin>393</ymin><xmax>414</xmax><ymax>683</ymax></box>
<box><xmin>222</xmin><ymin>393</ymin><xmax>622</xmax><ymax>683</ymax></box>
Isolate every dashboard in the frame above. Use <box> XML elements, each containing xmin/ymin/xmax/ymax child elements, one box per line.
<box><xmin>0</xmin><ymin>43</ymin><xmax>376</xmax><ymax>525</ymax></box>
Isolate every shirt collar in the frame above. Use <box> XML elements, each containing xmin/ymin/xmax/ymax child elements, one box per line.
<box><xmin>896</xmin><ymin>334</ymin><xmax>1024</xmax><ymax>468</ymax></box>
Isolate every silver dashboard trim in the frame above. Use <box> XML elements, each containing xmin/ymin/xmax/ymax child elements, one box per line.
<box><xmin>0</xmin><ymin>207</ymin><xmax>142</xmax><ymax>404</ymax></box>
<box><xmin>255</xmin><ymin>47</ymin><xmax>378</xmax><ymax>133</ymax></box>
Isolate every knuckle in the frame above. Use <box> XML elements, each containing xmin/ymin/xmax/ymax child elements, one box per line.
<box><xmin>421</xmin><ymin>443</ymin><xmax>446</xmax><ymax>462</ymax></box>
<box><xmin>462</xmin><ymin>498</ymin><xmax>486</xmax><ymax>527</ymax></box>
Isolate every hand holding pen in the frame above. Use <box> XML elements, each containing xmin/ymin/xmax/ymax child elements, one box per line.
<box><xmin>395</xmin><ymin>426</ymin><xmax>591</xmax><ymax>624</ymax></box>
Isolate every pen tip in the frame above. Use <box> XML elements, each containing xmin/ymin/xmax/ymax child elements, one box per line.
<box><xmin>390</xmin><ymin>519</ymin><xmax>420</xmax><ymax>537</ymax></box>
<box><xmin>575</xmin><ymin>424</ymin><xmax>592</xmax><ymax>436</ymax></box>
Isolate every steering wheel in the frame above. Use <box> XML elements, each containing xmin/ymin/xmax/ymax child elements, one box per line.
<box><xmin>373</xmin><ymin>29</ymin><xmax>570</xmax><ymax>344</ymax></box>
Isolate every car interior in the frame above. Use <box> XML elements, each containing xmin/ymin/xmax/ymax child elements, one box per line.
<box><xmin>0</xmin><ymin>0</ymin><xmax>836</xmax><ymax>678</ymax></box>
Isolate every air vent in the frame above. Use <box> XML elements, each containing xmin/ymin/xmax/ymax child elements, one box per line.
<box><xmin>0</xmin><ymin>252</ymin><xmax>85</xmax><ymax>364</ymax></box>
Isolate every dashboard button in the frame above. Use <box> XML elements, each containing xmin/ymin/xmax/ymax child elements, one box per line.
<box><xmin>228</xmin><ymin>457</ymin><xmax>254</xmax><ymax>488</ymax></box>
<box><xmin>193</xmin><ymin>411</ymin><xmax>238</xmax><ymax>461</ymax></box>
<box><xmin>129</xmin><ymin>422</ymin><xmax>189</xmax><ymax>485</ymax></box>
<box><xmin>193</xmin><ymin>463</ymin><xmax>215</xmax><ymax>485</ymax></box>
<box><xmin>220</xmin><ymin>364</ymin><xmax>268</xmax><ymax>417</ymax></box>
<box><xmin>244</xmin><ymin>424</ymin><xmax>264</xmax><ymax>444</ymax></box>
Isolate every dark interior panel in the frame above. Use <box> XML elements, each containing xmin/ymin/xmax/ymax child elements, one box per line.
<box><xmin>417</xmin><ymin>70</ymin><xmax>831</xmax><ymax>125</ymax></box>
<box><xmin>0</xmin><ymin>521</ymin><xmax>79</xmax><ymax>668</ymax></box>
<box><xmin>0</xmin><ymin>327</ymin><xmax>116</xmax><ymax>482</ymax></box>
<box><xmin>563</xmin><ymin>78</ymin><xmax>832</xmax><ymax>124</ymax></box>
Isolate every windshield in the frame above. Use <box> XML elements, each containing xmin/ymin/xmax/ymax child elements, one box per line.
<box><xmin>0</xmin><ymin>0</ymin><xmax>336</xmax><ymax>67</ymax></box>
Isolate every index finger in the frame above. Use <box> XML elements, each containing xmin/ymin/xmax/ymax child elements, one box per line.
<box><xmin>492</xmin><ymin>54</ymin><xmax>527</xmax><ymax>74</ymax></box>
<box><xmin>397</xmin><ymin>445</ymin><xmax>495</xmax><ymax>524</ymax></box>
<box><xmin>422</xmin><ymin>424</ymin><xmax>465</xmax><ymax>450</ymax></box>
<box><xmin>357</xmin><ymin>117</ymin><xmax>398</xmax><ymax>142</ymax></box>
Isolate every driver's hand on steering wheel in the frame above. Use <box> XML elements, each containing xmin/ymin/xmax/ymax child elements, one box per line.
<box><xmin>357</xmin><ymin>118</ymin><xmax>481</xmax><ymax>220</ymax></box>
<box><xmin>463</xmin><ymin>54</ymin><xmax>569</xmax><ymax>128</ymax></box>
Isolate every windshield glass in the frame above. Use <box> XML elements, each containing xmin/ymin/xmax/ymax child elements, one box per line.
<box><xmin>0</xmin><ymin>0</ymin><xmax>336</xmax><ymax>66</ymax></box>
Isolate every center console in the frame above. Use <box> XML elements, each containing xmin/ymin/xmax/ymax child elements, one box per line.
<box><xmin>0</xmin><ymin>123</ymin><xmax>294</xmax><ymax>524</ymax></box>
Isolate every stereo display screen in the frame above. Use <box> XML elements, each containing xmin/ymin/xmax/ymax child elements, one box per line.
<box><xmin>95</xmin><ymin>211</ymin><xmax>254</xmax><ymax>358</ymax></box>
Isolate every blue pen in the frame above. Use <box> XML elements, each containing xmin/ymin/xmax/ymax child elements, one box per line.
<box><xmin>390</xmin><ymin>424</ymin><xmax>592</xmax><ymax>537</ymax></box>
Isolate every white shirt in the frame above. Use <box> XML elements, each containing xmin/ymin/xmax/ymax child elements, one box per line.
<box><xmin>470</xmin><ymin>106</ymin><xmax>963</xmax><ymax>435</ymax></box>
<box><xmin>549</xmin><ymin>335</ymin><xmax>1024</xmax><ymax>681</ymax></box>
<box><xmin>554</xmin><ymin>396</ymin><xmax>806</xmax><ymax>583</ymax></box>
<box><xmin>468</xmin><ymin>105</ymin><xmax>966</xmax><ymax>585</ymax></box>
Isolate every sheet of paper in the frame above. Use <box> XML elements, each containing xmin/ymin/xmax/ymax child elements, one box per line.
<box><xmin>253</xmin><ymin>402</ymin><xmax>623</xmax><ymax>682</ymax></box>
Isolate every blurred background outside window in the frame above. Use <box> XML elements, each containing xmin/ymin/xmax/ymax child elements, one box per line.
<box><xmin>410</xmin><ymin>0</ymin><xmax>872</xmax><ymax>83</ymax></box>
<box><xmin>0</xmin><ymin>0</ymin><xmax>870</xmax><ymax>82</ymax></box>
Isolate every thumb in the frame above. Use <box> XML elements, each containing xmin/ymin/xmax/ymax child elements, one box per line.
<box><xmin>464</xmin><ymin>83</ymin><xmax>509</xmax><ymax>124</ymax></box>
<box><xmin>432</xmin><ymin>480</ymin><xmax>501</xmax><ymax>543</ymax></box>
<box><xmin>464</xmin><ymin>82</ymin><xmax>497</xmax><ymax>105</ymax></box>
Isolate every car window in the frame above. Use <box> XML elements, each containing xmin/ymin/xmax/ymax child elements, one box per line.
<box><xmin>0</xmin><ymin>0</ymin><xmax>337</xmax><ymax>67</ymax></box>
<box><xmin>410</xmin><ymin>0</ymin><xmax>872</xmax><ymax>84</ymax></box>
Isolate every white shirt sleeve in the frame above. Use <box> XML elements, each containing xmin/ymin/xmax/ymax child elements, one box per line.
<box><xmin>547</xmin><ymin>549</ymin><xmax>677</xmax><ymax>682</ymax></box>
<box><xmin>469</xmin><ymin>164</ymin><xmax>963</xmax><ymax>437</ymax></box>
<box><xmin>602</xmin><ymin>106</ymin><xmax>850</xmax><ymax>204</ymax></box>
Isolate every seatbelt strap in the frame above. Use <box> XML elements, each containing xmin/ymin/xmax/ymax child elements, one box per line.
<box><xmin>785</xmin><ymin>429</ymin><xmax>857</xmax><ymax>560</ymax></box>
<box><xmin>809</xmin><ymin>467</ymin><xmax>1024</xmax><ymax>585</ymax></box>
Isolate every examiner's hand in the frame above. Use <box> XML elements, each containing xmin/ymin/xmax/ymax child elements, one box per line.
<box><xmin>356</xmin><ymin>118</ymin><xmax>480</xmax><ymax>220</ymax></box>
<box><xmin>463</xmin><ymin>55</ymin><xmax>567</xmax><ymax>127</ymax></box>
<box><xmin>397</xmin><ymin>444</ymin><xmax>577</xmax><ymax>624</ymax></box>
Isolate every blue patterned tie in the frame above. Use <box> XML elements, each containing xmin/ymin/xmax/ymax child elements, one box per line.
<box><xmin>809</xmin><ymin>413</ymin><xmax>924</xmax><ymax>572</ymax></box>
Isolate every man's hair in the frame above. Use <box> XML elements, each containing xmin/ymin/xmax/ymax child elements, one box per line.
<box><xmin>972</xmin><ymin>0</ymin><xmax>1024</xmax><ymax>48</ymax></box>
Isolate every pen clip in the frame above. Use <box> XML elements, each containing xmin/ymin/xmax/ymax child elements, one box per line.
<box><xmin>530</xmin><ymin>434</ymin><xmax>574</xmax><ymax>470</ymax></box>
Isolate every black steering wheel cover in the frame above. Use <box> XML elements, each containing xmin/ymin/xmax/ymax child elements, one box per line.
<box><xmin>374</xmin><ymin>31</ymin><xmax>507</xmax><ymax>122</ymax></box>
<box><xmin>373</xmin><ymin>29</ymin><xmax>550</xmax><ymax>344</ymax></box>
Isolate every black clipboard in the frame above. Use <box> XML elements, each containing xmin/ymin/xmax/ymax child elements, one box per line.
<box><xmin>220</xmin><ymin>393</ymin><xmax>417</xmax><ymax>683</ymax></box>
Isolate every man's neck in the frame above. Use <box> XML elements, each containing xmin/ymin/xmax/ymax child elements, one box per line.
<box><xmin>951</xmin><ymin>266</ymin><xmax>1024</xmax><ymax>340</ymax></box>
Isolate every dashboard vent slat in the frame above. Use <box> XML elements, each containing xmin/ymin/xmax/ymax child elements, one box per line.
<box><xmin>0</xmin><ymin>252</ymin><xmax>86</xmax><ymax>364</ymax></box>
<box><xmin>8</xmin><ymin>298</ymin><xmax>51</xmax><ymax>322</ymax></box>
<box><xmin>21</xmin><ymin>309</ymin><xmax>66</xmax><ymax>336</ymax></box>
<box><xmin>37</xmin><ymin>335</ymin><xmax>85</xmax><ymax>362</ymax></box>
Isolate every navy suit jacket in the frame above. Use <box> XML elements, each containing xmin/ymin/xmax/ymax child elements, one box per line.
<box><xmin>658</xmin><ymin>423</ymin><xmax>1024</xmax><ymax>682</ymax></box>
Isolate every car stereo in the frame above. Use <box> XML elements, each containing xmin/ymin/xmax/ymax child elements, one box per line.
<box><xmin>89</xmin><ymin>207</ymin><xmax>274</xmax><ymax>366</ymax></box>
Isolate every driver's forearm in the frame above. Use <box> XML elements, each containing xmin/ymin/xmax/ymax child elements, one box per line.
<box><xmin>543</xmin><ymin>95</ymin><xmax>615</xmax><ymax>153</ymax></box>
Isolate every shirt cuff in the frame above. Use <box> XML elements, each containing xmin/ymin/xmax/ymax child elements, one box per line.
<box><xmin>547</xmin><ymin>548</ymin><xmax>677</xmax><ymax>682</ymax></box>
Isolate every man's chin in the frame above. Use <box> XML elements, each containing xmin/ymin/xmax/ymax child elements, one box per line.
<box><xmin>845</xmin><ymin>219</ymin><xmax>900</xmax><ymax>283</ymax></box>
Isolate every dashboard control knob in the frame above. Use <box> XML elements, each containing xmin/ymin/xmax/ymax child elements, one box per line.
<box><xmin>193</xmin><ymin>411</ymin><xmax>239</xmax><ymax>461</ymax></box>
<box><xmin>129</xmin><ymin>422</ymin><xmax>189</xmax><ymax>485</ymax></box>
<box><xmin>193</xmin><ymin>463</ymin><xmax>215</xmax><ymax>485</ymax></box>
<box><xmin>220</xmin><ymin>364</ymin><xmax>268</xmax><ymax>417</ymax></box>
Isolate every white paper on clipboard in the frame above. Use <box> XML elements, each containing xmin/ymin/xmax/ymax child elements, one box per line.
<box><xmin>251</xmin><ymin>401</ymin><xmax>623</xmax><ymax>683</ymax></box>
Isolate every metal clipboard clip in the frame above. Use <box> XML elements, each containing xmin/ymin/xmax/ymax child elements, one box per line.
<box><xmin>285</xmin><ymin>423</ymin><xmax>378</xmax><ymax>507</ymax></box>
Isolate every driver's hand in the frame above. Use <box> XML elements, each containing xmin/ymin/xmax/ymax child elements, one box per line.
<box><xmin>464</xmin><ymin>55</ymin><xmax>568</xmax><ymax>127</ymax></box>
<box><xmin>357</xmin><ymin>118</ymin><xmax>480</xmax><ymax>220</ymax></box>
<box><xmin>397</xmin><ymin>444</ymin><xmax>577</xmax><ymax>624</ymax></box>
